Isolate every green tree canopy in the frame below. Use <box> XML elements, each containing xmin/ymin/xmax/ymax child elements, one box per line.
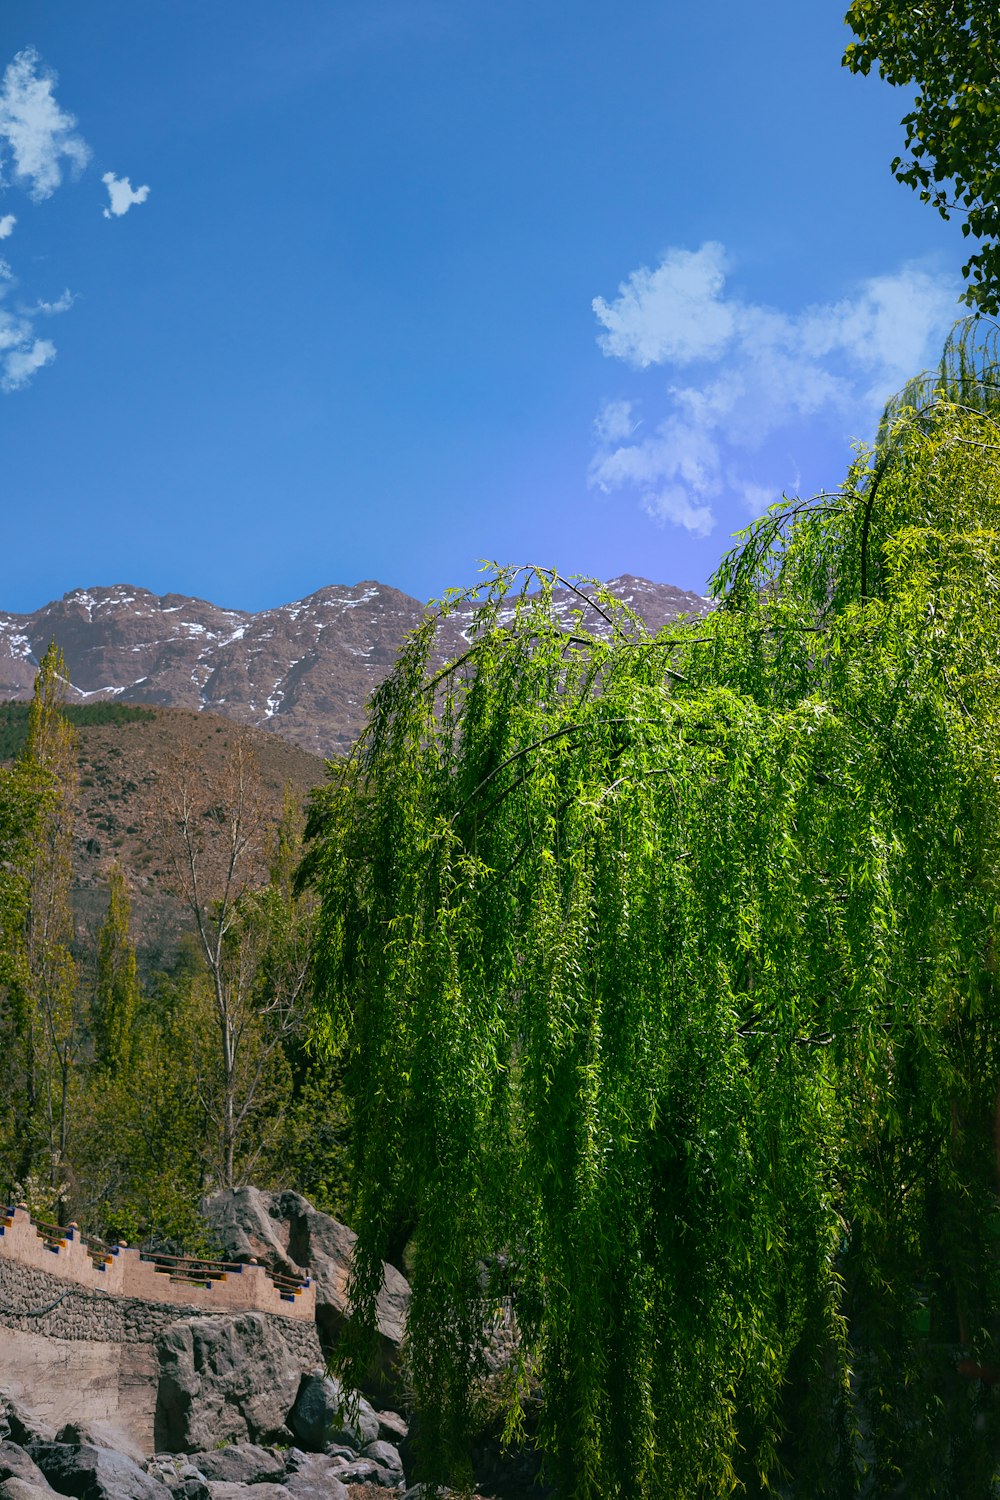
<box><xmin>304</xmin><ymin>321</ymin><xmax>1000</xmax><ymax>1497</ymax></box>
<box><xmin>844</xmin><ymin>0</ymin><xmax>1000</xmax><ymax>313</ymax></box>
<box><xmin>18</xmin><ymin>642</ymin><xmax>79</xmax><ymax>1207</ymax></box>
<box><xmin>91</xmin><ymin>864</ymin><xmax>140</xmax><ymax>1074</ymax></box>
<box><xmin>0</xmin><ymin>757</ymin><xmax>44</xmax><ymax>1196</ymax></box>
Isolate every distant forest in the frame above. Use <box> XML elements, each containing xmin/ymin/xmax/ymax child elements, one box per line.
<box><xmin>0</xmin><ymin>701</ymin><xmax>154</xmax><ymax>761</ymax></box>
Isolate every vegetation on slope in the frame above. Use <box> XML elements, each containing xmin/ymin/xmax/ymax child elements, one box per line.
<box><xmin>0</xmin><ymin>701</ymin><xmax>155</xmax><ymax>762</ymax></box>
<box><xmin>0</xmin><ymin>669</ymin><xmax>350</xmax><ymax>1248</ymax></box>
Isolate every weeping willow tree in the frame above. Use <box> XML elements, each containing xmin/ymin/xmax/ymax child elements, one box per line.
<box><xmin>304</xmin><ymin>319</ymin><xmax>1000</xmax><ymax>1498</ymax></box>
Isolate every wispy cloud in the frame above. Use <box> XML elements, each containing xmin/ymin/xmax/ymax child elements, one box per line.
<box><xmin>31</xmin><ymin>288</ymin><xmax>74</xmax><ymax>315</ymax></box>
<box><xmin>0</xmin><ymin>48</ymin><xmax>90</xmax><ymax>201</ymax></box>
<box><xmin>0</xmin><ymin>255</ymin><xmax>72</xmax><ymax>391</ymax></box>
<box><xmin>0</xmin><ymin>48</ymin><xmax>91</xmax><ymax>391</ymax></box>
<box><xmin>589</xmin><ymin>243</ymin><xmax>960</xmax><ymax>534</ymax></box>
<box><xmin>0</xmin><ymin>275</ymin><xmax>56</xmax><ymax>392</ymax></box>
<box><xmin>0</xmin><ymin>328</ymin><xmax>55</xmax><ymax>390</ymax></box>
<box><xmin>102</xmin><ymin>170</ymin><xmax>150</xmax><ymax>219</ymax></box>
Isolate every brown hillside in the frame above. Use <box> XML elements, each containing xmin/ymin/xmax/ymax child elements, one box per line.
<box><xmin>63</xmin><ymin>707</ymin><xmax>329</xmax><ymax>962</ymax></box>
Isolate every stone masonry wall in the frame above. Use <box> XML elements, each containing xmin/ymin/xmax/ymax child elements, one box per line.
<box><xmin>0</xmin><ymin>1233</ymin><xmax>323</xmax><ymax>1452</ymax></box>
<box><xmin>0</xmin><ymin>1254</ymin><xmax>322</xmax><ymax>1363</ymax></box>
<box><xmin>0</xmin><ymin>1206</ymin><xmax>315</xmax><ymax>1320</ymax></box>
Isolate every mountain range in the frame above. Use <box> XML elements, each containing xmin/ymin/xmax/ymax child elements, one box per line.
<box><xmin>0</xmin><ymin>576</ymin><xmax>710</xmax><ymax>758</ymax></box>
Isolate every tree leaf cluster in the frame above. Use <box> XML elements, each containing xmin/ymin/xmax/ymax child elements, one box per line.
<box><xmin>304</xmin><ymin>321</ymin><xmax>1000</xmax><ymax>1496</ymax></box>
<box><xmin>844</xmin><ymin>0</ymin><xmax>1000</xmax><ymax>313</ymax></box>
<box><xmin>0</xmin><ymin>672</ymin><xmax>349</xmax><ymax>1246</ymax></box>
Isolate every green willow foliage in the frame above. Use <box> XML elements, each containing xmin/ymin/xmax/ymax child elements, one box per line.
<box><xmin>305</xmin><ymin>321</ymin><xmax>1000</xmax><ymax>1497</ymax></box>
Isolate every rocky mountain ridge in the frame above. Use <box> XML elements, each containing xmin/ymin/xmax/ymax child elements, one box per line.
<box><xmin>0</xmin><ymin>577</ymin><xmax>710</xmax><ymax>758</ymax></box>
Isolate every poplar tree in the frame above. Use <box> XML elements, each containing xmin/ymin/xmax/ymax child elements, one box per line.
<box><xmin>20</xmin><ymin>642</ymin><xmax>79</xmax><ymax>1202</ymax></box>
<box><xmin>91</xmin><ymin>864</ymin><xmax>139</xmax><ymax>1073</ymax></box>
<box><xmin>305</xmin><ymin>322</ymin><xmax>1000</xmax><ymax>1496</ymax></box>
<box><xmin>0</xmin><ymin>759</ymin><xmax>43</xmax><ymax>1196</ymax></box>
<box><xmin>158</xmin><ymin>737</ymin><xmax>305</xmax><ymax>1189</ymax></box>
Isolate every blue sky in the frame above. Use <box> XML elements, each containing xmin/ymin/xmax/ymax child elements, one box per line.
<box><xmin>0</xmin><ymin>1</ymin><xmax>969</xmax><ymax>612</ymax></box>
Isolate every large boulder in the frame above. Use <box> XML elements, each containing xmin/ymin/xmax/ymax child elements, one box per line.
<box><xmin>0</xmin><ymin>1445</ymin><xmax>49</xmax><ymax>1485</ymax></box>
<box><xmin>29</xmin><ymin>1442</ymin><xmax>171</xmax><ymax>1500</ymax></box>
<box><xmin>53</xmin><ymin>1424</ymin><xmax>144</xmax><ymax>1467</ymax></box>
<box><xmin>198</xmin><ymin>1188</ymin><xmax>301</xmax><ymax>1281</ymax></box>
<box><xmin>184</xmin><ymin>1447</ymin><xmax>285</xmax><ymax>1486</ymax></box>
<box><xmin>154</xmin><ymin>1314</ymin><xmax>302</xmax><ymax>1453</ymax></box>
<box><xmin>288</xmin><ymin>1373</ymin><xmax>379</xmax><ymax>1452</ymax></box>
<box><xmin>0</xmin><ymin>1397</ymin><xmax>52</xmax><ymax>1451</ymax></box>
<box><xmin>202</xmin><ymin>1189</ymin><xmax>410</xmax><ymax>1397</ymax></box>
<box><xmin>0</xmin><ymin>1443</ymin><xmax>55</xmax><ymax>1493</ymax></box>
<box><xmin>279</xmin><ymin>1450</ymin><xmax>348</xmax><ymax>1500</ymax></box>
<box><xmin>202</xmin><ymin>1487</ymin><xmax>292</xmax><ymax>1500</ymax></box>
<box><xmin>0</xmin><ymin>1482</ymin><xmax>59</xmax><ymax>1500</ymax></box>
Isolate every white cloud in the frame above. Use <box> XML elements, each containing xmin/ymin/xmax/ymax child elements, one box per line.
<box><xmin>0</xmin><ymin>49</ymin><xmax>144</xmax><ymax>393</ymax></box>
<box><xmin>0</xmin><ymin>260</ymin><xmax>72</xmax><ymax>391</ymax></box>
<box><xmin>593</xmin><ymin>243</ymin><xmax>735</xmax><ymax>367</ymax></box>
<box><xmin>102</xmin><ymin>171</ymin><xmax>149</xmax><ymax>218</ymax></box>
<box><xmin>0</xmin><ymin>48</ymin><xmax>90</xmax><ymax>201</ymax></box>
<box><xmin>31</xmin><ymin>288</ymin><xmax>74</xmax><ymax>315</ymax></box>
<box><xmin>590</xmin><ymin>243</ymin><xmax>960</xmax><ymax>534</ymax></box>
<box><xmin>1</xmin><ymin>333</ymin><xmax>55</xmax><ymax>390</ymax></box>
<box><xmin>594</xmin><ymin>398</ymin><xmax>639</xmax><ymax>445</ymax></box>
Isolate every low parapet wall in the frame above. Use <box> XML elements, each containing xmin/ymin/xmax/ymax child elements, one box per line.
<box><xmin>0</xmin><ymin>1206</ymin><xmax>315</xmax><ymax>1322</ymax></box>
<box><xmin>0</xmin><ymin>1245</ymin><xmax>323</xmax><ymax>1454</ymax></box>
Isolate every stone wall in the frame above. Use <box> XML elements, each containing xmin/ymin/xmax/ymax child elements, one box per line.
<box><xmin>0</xmin><ymin>1206</ymin><xmax>315</xmax><ymax>1320</ymax></box>
<box><xmin>0</xmin><ymin>1236</ymin><xmax>323</xmax><ymax>1453</ymax></box>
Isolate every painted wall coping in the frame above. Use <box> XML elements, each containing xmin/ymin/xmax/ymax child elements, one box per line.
<box><xmin>0</xmin><ymin>1205</ymin><xmax>316</xmax><ymax>1322</ymax></box>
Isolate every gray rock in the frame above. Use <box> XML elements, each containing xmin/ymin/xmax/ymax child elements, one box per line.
<box><xmin>373</xmin><ymin>1411</ymin><xmax>408</xmax><ymax>1444</ymax></box>
<box><xmin>30</xmin><ymin>1441</ymin><xmax>172</xmax><ymax>1500</ymax></box>
<box><xmin>359</xmin><ymin>1440</ymin><xmax>402</xmax><ymax>1474</ymax></box>
<box><xmin>289</xmin><ymin>1374</ymin><xmax>379</xmax><ymax>1453</ymax></box>
<box><xmin>155</xmin><ymin>1314</ymin><xmax>303</xmax><ymax>1452</ymax></box>
<box><xmin>199</xmin><ymin>1189</ymin><xmax>302</xmax><ymax>1281</ymax></box>
<box><xmin>0</xmin><ymin>1397</ymin><xmax>52</xmax><ymax>1450</ymax></box>
<box><xmin>54</xmin><ymin>1424</ymin><xmax>144</xmax><ymax>1465</ymax></box>
<box><xmin>0</xmin><ymin>1479</ymin><xmax>60</xmax><ymax>1500</ymax></box>
<box><xmin>0</xmin><ymin>1446</ymin><xmax>53</xmax><ymax>1490</ymax></box>
<box><xmin>202</xmin><ymin>1189</ymin><xmax>410</xmax><ymax>1398</ymax></box>
<box><xmin>146</xmin><ymin>1458</ymin><xmax>211</xmax><ymax>1500</ymax></box>
<box><xmin>186</xmin><ymin>1448</ymin><xmax>284</xmax><ymax>1486</ymax></box>
<box><xmin>204</xmin><ymin>1486</ymin><xmax>293</xmax><ymax>1500</ymax></box>
<box><xmin>164</xmin><ymin>1473</ymin><xmax>212</xmax><ymax>1500</ymax></box>
<box><xmin>278</xmin><ymin>1451</ymin><xmax>349</xmax><ymax>1500</ymax></box>
<box><xmin>335</xmin><ymin>1458</ymin><xmax>400</xmax><ymax>1486</ymax></box>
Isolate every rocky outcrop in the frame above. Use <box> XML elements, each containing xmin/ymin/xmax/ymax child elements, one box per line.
<box><xmin>288</xmin><ymin>1374</ymin><xmax>380</xmax><ymax>1452</ymax></box>
<box><xmin>202</xmin><ymin>1189</ymin><xmax>409</xmax><ymax>1399</ymax></box>
<box><xmin>29</xmin><ymin>1441</ymin><xmax>171</xmax><ymax>1499</ymax></box>
<box><xmin>184</xmin><ymin>1447</ymin><xmax>286</xmax><ymax>1486</ymax></box>
<box><xmin>0</xmin><ymin>1254</ymin><xmax>320</xmax><ymax>1457</ymax></box>
<box><xmin>153</xmin><ymin>1315</ymin><xmax>304</xmax><ymax>1453</ymax></box>
<box><xmin>0</xmin><ymin>1395</ymin><xmax>52</xmax><ymax>1451</ymax></box>
<box><xmin>2</xmin><ymin>1384</ymin><xmax>411</xmax><ymax>1498</ymax></box>
<box><xmin>0</xmin><ymin>1441</ymin><xmax>58</xmax><ymax>1499</ymax></box>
